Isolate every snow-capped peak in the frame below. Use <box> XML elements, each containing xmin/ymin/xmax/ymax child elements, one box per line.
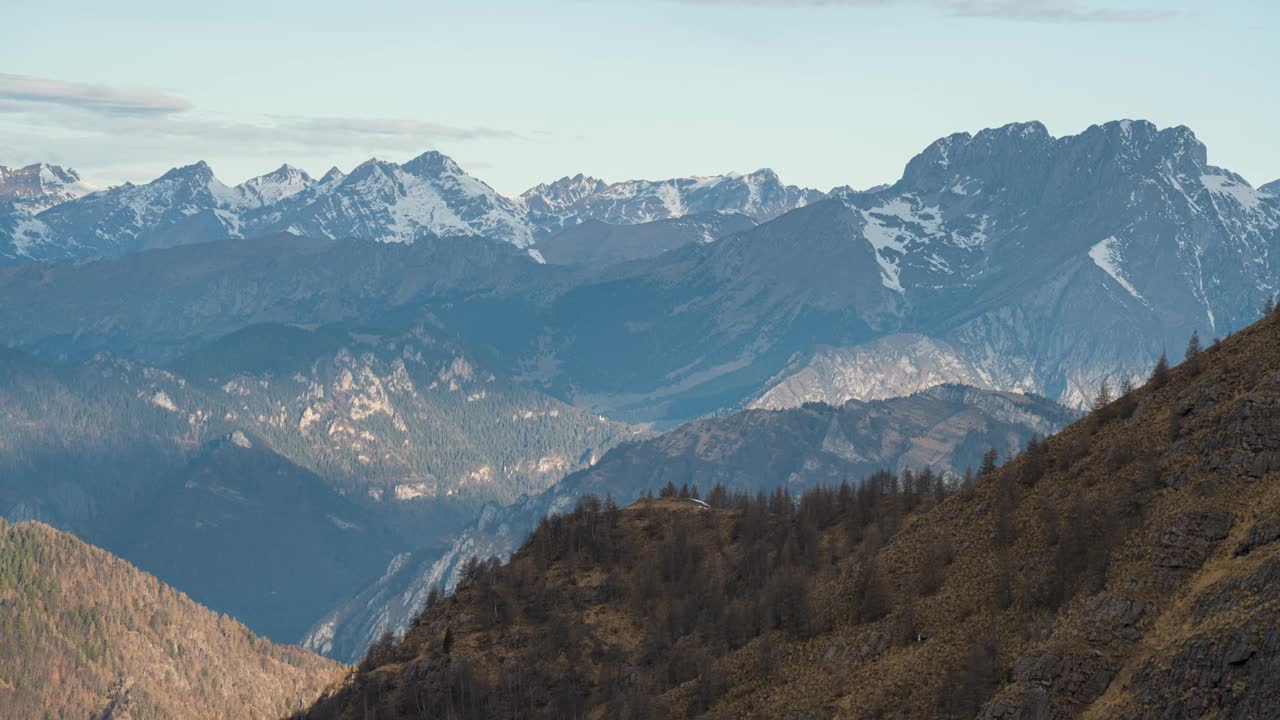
<box><xmin>0</xmin><ymin>163</ymin><xmax>102</xmax><ymax>213</ymax></box>
<box><xmin>519</xmin><ymin>169</ymin><xmax>822</xmax><ymax>239</ymax></box>
<box><xmin>401</xmin><ymin>150</ymin><xmax>464</xmax><ymax>178</ymax></box>
<box><xmin>237</xmin><ymin>164</ymin><xmax>316</xmax><ymax>205</ymax></box>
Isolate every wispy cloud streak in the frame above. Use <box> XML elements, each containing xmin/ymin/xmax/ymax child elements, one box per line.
<box><xmin>672</xmin><ymin>0</ymin><xmax>1175</xmax><ymax>23</ymax></box>
<box><xmin>0</xmin><ymin>73</ymin><xmax>193</xmax><ymax>115</ymax></box>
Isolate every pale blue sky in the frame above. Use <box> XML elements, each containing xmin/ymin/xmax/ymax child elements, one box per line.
<box><xmin>3</xmin><ymin>0</ymin><xmax>1276</xmax><ymax>195</ymax></box>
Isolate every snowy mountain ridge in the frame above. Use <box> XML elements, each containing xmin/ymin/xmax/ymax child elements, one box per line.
<box><xmin>1</xmin><ymin>153</ymin><xmax>821</xmax><ymax>263</ymax></box>
<box><xmin>518</xmin><ymin>168</ymin><xmax>823</xmax><ymax>240</ymax></box>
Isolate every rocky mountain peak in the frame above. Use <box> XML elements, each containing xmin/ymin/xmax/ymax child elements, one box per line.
<box><xmin>401</xmin><ymin>150</ymin><xmax>464</xmax><ymax>177</ymax></box>
<box><xmin>267</xmin><ymin>163</ymin><xmax>310</xmax><ymax>180</ymax></box>
<box><xmin>520</xmin><ymin>174</ymin><xmax>609</xmax><ymax>206</ymax></box>
<box><xmin>158</xmin><ymin>160</ymin><xmax>217</xmax><ymax>184</ymax></box>
<box><xmin>237</xmin><ymin>164</ymin><xmax>316</xmax><ymax>205</ymax></box>
<box><xmin>0</xmin><ymin>162</ymin><xmax>101</xmax><ymax>212</ymax></box>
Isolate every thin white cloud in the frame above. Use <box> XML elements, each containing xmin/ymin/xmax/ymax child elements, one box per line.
<box><xmin>0</xmin><ymin>76</ymin><xmax>527</xmax><ymax>185</ymax></box>
<box><xmin>944</xmin><ymin>0</ymin><xmax>1173</xmax><ymax>22</ymax></box>
<box><xmin>673</xmin><ymin>0</ymin><xmax>1174</xmax><ymax>22</ymax></box>
<box><xmin>275</xmin><ymin>116</ymin><xmax>520</xmax><ymax>143</ymax></box>
<box><xmin>0</xmin><ymin>73</ymin><xmax>192</xmax><ymax>115</ymax></box>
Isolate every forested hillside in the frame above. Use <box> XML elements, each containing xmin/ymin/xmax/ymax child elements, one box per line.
<box><xmin>302</xmin><ymin>384</ymin><xmax>1073</xmax><ymax>662</ymax></box>
<box><xmin>0</xmin><ymin>519</ymin><xmax>341</xmax><ymax>719</ymax></box>
<box><xmin>299</xmin><ymin>308</ymin><xmax>1280</xmax><ymax>718</ymax></box>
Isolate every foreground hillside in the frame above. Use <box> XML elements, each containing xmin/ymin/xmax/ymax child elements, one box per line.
<box><xmin>300</xmin><ymin>309</ymin><xmax>1280</xmax><ymax>718</ymax></box>
<box><xmin>304</xmin><ymin>384</ymin><xmax>1072</xmax><ymax>662</ymax></box>
<box><xmin>0</xmin><ymin>519</ymin><xmax>341</xmax><ymax>719</ymax></box>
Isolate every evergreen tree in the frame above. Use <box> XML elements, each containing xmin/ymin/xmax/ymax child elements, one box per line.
<box><xmin>1185</xmin><ymin>331</ymin><xmax>1201</xmax><ymax>361</ymax></box>
<box><xmin>979</xmin><ymin>448</ymin><xmax>999</xmax><ymax>477</ymax></box>
<box><xmin>1093</xmin><ymin>377</ymin><xmax>1113</xmax><ymax>410</ymax></box>
<box><xmin>1150</xmin><ymin>353</ymin><xmax>1170</xmax><ymax>388</ymax></box>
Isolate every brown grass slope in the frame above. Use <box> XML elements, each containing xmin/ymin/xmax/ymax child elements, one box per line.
<box><xmin>0</xmin><ymin>520</ymin><xmax>343</xmax><ymax>719</ymax></box>
<box><xmin>299</xmin><ymin>311</ymin><xmax>1280</xmax><ymax>720</ymax></box>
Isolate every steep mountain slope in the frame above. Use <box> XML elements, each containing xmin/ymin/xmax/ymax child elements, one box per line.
<box><xmin>520</xmin><ymin>169</ymin><xmax>822</xmax><ymax>239</ymax></box>
<box><xmin>298</xmin><ymin>307</ymin><xmax>1280</xmax><ymax>719</ymax></box>
<box><xmin>532</xmin><ymin>211</ymin><xmax>756</xmax><ymax>266</ymax></box>
<box><xmin>304</xmin><ymin>385</ymin><xmax>1073</xmax><ymax>662</ymax></box>
<box><xmin>0</xmin><ymin>518</ymin><xmax>342</xmax><ymax>719</ymax></box>
<box><xmin>0</xmin><ymin>322</ymin><xmax>636</xmax><ymax>645</ymax></box>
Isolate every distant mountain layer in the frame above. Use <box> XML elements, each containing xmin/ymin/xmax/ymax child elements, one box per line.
<box><xmin>305</xmin><ymin>384</ymin><xmax>1074</xmax><ymax>662</ymax></box>
<box><xmin>0</xmin><ymin>232</ymin><xmax>549</xmax><ymax>362</ymax></box>
<box><xmin>1</xmin><ymin>120</ymin><xmax>1276</xmax><ymax>422</ymax></box>
<box><xmin>0</xmin><ymin>518</ymin><xmax>341</xmax><ymax>719</ymax></box>
<box><xmin>0</xmin><ymin>156</ymin><xmax>819</xmax><ymax>263</ymax></box>
<box><xmin>520</xmin><ymin>170</ymin><xmax>821</xmax><ymax>240</ymax></box>
<box><xmin>532</xmin><ymin>212</ymin><xmax>757</xmax><ymax>266</ymax></box>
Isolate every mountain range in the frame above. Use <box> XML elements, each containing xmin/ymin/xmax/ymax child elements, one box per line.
<box><xmin>13</xmin><ymin>119</ymin><xmax>1270</xmax><ymax>419</ymax></box>
<box><xmin>0</xmin><ymin>157</ymin><xmax>820</xmax><ymax>264</ymax></box>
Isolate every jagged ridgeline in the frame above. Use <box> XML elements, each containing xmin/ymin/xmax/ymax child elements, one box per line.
<box><xmin>298</xmin><ymin>310</ymin><xmax>1280</xmax><ymax>718</ymax></box>
<box><xmin>0</xmin><ymin>519</ymin><xmax>342</xmax><ymax>719</ymax></box>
